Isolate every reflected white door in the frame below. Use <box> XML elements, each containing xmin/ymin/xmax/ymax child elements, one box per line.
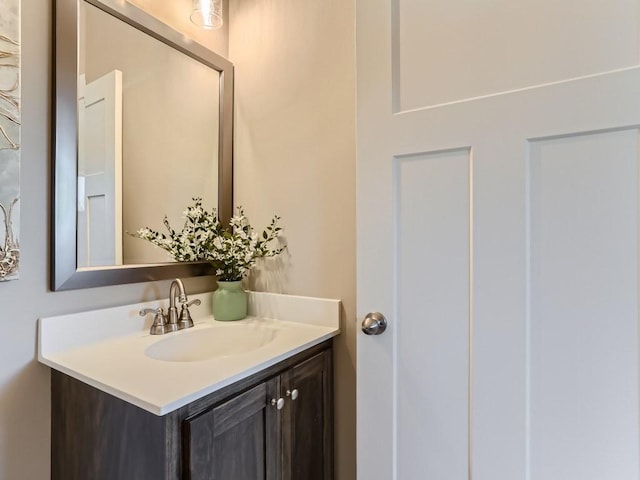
<box><xmin>356</xmin><ymin>1</ymin><xmax>640</xmax><ymax>479</ymax></box>
<box><xmin>77</xmin><ymin>70</ymin><xmax>123</xmax><ymax>267</ymax></box>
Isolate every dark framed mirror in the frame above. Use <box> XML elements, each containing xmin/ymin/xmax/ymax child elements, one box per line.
<box><xmin>53</xmin><ymin>0</ymin><xmax>233</xmax><ymax>290</ymax></box>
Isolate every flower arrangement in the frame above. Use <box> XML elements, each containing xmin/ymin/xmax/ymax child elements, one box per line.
<box><xmin>131</xmin><ymin>198</ymin><xmax>286</xmax><ymax>281</ymax></box>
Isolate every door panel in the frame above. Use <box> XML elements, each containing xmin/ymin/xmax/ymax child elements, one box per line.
<box><xmin>528</xmin><ymin>130</ymin><xmax>639</xmax><ymax>479</ymax></box>
<box><xmin>395</xmin><ymin>0</ymin><xmax>640</xmax><ymax>111</ymax></box>
<box><xmin>396</xmin><ymin>149</ymin><xmax>470</xmax><ymax>479</ymax></box>
<box><xmin>357</xmin><ymin>1</ymin><xmax>640</xmax><ymax>479</ymax></box>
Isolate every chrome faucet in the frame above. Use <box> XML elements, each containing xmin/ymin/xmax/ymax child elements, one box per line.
<box><xmin>168</xmin><ymin>278</ymin><xmax>201</xmax><ymax>331</ymax></box>
<box><xmin>139</xmin><ymin>278</ymin><xmax>201</xmax><ymax>335</ymax></box>
<box><xmin>167</xmin><ymin>279</ymin><xmax>187</xmax><ymax>332</ymax></box>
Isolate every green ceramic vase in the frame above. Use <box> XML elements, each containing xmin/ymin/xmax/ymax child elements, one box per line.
<box><xmin>212</xmin><ymin>280</ymin><xmax>248</xmax><ymax>321</ymax></box>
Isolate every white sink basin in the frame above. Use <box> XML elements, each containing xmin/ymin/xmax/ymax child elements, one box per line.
<box><xmin>145</xmin><ymin>324</ymin><xmax>277</xmax><ymax>362</ymax></box>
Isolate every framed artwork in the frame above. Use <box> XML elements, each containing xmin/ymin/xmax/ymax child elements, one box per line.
<box><xmin>0</xmin><ymin>0</ymin><xmax>20</xmax><ymax>281</ymax></box>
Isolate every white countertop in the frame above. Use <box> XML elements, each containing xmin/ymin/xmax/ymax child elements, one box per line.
<box><xmin>38</xmin><ymin>291</ymin><xmax>340</xmax><ymax>415</ymax></box>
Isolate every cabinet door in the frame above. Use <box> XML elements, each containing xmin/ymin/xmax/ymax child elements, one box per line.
<box><xmin>282</xmin><ymin>350</ymin><xmax>333</xmax><ymax>480</ymax></box>
<box><xmin>184</xmin><ymin>378</ymin><xmax>281</xmax><ymax>480</ymax></box>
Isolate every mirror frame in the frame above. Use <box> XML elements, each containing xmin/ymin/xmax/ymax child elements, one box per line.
<box><xmin>52</xmin><ymin>0</ymin><xmax>234</xmax><ymax>290</ymax></box>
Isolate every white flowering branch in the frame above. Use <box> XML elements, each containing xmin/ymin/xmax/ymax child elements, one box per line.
<box><xmin>130</xmin><ymin>198</ymin><xmax>286</xmax><ymax>281</ymax></box>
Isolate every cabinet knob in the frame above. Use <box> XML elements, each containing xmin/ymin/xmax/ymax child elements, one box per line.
<box><xmin>271</xmin><ymin>397</ymin><xmax>285</xmax><ymax>410</ymax></box>
<box><xmin>286</xmin><ymin>389</ymin><xmax>299</xmax><ymax>401</ymax></box>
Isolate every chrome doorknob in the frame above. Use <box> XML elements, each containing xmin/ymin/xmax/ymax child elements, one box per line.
<box><xmin>361</xmin><ymin>312</ymin><xmax>387</xmax><ymax>335</ymax></box>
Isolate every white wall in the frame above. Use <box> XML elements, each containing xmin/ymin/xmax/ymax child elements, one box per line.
<box><xmin>229</xmin><ymin>1</ymin><xmax>357</xmax><ymax>478</ymax></box>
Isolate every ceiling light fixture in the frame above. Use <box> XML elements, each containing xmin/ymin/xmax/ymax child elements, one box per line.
<box><xmin>190</xmin><ymin>0</ymin><xmax>223</xmax><ymax>30</ymax></box>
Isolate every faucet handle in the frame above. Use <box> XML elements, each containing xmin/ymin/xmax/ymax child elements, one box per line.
<box><xmin>178</xmin><ymin>299</ymin><xmax>201</xmax><ymax>329</ymax></box>
<box><xmin>139</xmin><ymin>307</ymin><xmax>169</xmax><ymax>335</ymax></box>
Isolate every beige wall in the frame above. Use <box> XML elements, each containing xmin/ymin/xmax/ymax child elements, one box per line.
<box><xmin>229</xmin><ymin>1</ymin><xmax>357</xmax><ymax>479</ymax></box>
<box><xmin>0</xmin><ymin>1</ymin><xmax>355</xmax><ymax>479</ymax></box>
<box><xmin>129</xmin><ymin>0</ymin><xmax>229</xmax><ymax>55</ymax></box>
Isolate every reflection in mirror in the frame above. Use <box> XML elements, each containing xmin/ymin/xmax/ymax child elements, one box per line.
<box><xmin>53</xmin><ymin>0</ymin><xmax>233</xmax><ymax>290</ymax></box>
<box><xmin>78</xmin><ymin>2</ymin><xmax>220</xmax><ymax>267</ymax></box>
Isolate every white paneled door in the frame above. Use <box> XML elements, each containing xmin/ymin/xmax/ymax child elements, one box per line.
<box><xmin>356</xmin><ymin>1</ymin><xmax>640</xmax><ymax>479</ymax></box>
<box><xmin>77</xmin><ymin>70</ymin><xmax>123</xmax><ymax>267</ymax></box>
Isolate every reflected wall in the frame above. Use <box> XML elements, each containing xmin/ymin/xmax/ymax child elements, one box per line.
<box><xmin>80</xmin><ymin>2</ymin><xmax>220</xmax><ymax>265</ymax></box>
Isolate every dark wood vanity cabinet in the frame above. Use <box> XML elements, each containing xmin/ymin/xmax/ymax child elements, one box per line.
<box><xmin>184</xmin><ymin>349</ymin><xmax>333</xmax><ymax>480</ymax></box>
<box><xmin>52</xmin><ymin>341</ymin><xmax>333</xmax><ymax>480</ymax></box>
